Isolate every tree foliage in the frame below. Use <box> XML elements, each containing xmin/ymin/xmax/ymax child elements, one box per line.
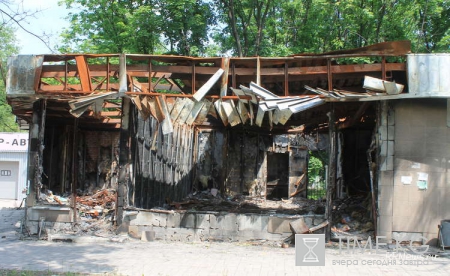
<box><xmin>59</xmin><ymin>0</ymin><xmax>450</xmax><ymax>56</ymax></box>
<box><xmin>0</xmin><ymin>31</ymin><xmax>19</xmax><ymax>132</ymax></box>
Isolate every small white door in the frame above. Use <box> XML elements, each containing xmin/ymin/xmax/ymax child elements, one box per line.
<box><xmin>0</xmin><ymin>161</ymin><xmax>19</xmax><ymax>199</ymax></box>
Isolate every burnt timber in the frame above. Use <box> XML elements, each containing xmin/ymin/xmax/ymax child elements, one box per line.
<box><xmin>7</xmin><ymin>41</ymin><xmax>413</xmax><ymax>239</ymax></box>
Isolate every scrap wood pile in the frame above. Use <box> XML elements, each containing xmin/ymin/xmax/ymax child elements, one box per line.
<box><xmin>76</xmin><ymin>189</ymin><xmax>116</xmax><ymax>219</ymax></box>
<box><xmin>331</xmin><ymin>195</ymin><xmax>374</xmax><ymax>239</ymax></box>
<box><xmin>165</xmin><ymin>189</ymin><xmax>325</xmax><ymax>215</ymax></box>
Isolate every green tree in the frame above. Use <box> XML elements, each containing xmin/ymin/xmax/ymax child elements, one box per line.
<box><xmin>59</xmin><ymin>0</ymin><xmax>215</xmax><ymax>55</ymax></box>
<box><xmin>0</xmin><ymin>25</ymin><xmax>20</xmax><ymax>132</ymax></box>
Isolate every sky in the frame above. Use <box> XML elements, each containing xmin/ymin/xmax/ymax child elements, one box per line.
<box><xmin>14</xmin><ymin>0</ymin><xmax>70</xmax><ymax>54</ymax></box>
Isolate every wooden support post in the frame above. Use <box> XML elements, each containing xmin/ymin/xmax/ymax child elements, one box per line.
<box><xmin>191</xmin><ymin>61</ymin><xmax>196</xmax><ymax>94</ymax></box>
<box><xmin>148</xmin><ymin>58</ymin><xmax>152</xmax><ymax>92</ymax></box>
<box><xmin>327</xmin><ymin>59</ymin><xmax>333</xmax><ymax>91</ymax></box>
<box><xmin>117</xmin><ymin>97</ymin><xmax>132</xmax><ymax>226</ymax></box>
<box><xmin>27</xmin><ymin>100</ymin><xmax>42</xmax><ymax>206</ymax></box>
<box><xmin>325</xmin><ymin>104</ymin><xmax>336</xmax><ymax>242</ymax></box>
<box><xmin>256</xmin><ymin>57</ymin><xmax>261</xmax><ymax>86</ymax></box>
<box><xmin>284</xmin><ymin>62</ymin><xmax>289</xmax><ymax>96</ymax></box>
<box><xmin>220</xmin><ymin>57</ymin><xmax>230</xmax><ymax>97</ymax></box>
<box><xmin>71</xmin><ymin>119</ymin><xmax>78</xmax><ymax>222</ymax></box>
<box><xmin>381</xmin><ymin>56</ymin><xmax>387</xmax><ymax>80</ymax></box>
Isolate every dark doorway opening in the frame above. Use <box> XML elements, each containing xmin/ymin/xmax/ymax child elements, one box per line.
<box><xmin>266</xmin><ymin>152</ymin><xmax>289</xmax><ymax>199</ymax></box>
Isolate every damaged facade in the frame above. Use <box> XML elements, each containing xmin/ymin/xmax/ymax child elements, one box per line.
<box><xmin>6</xmin><ymin>41</ymin><xmax>448</xmax><ymax>245</ymax></box>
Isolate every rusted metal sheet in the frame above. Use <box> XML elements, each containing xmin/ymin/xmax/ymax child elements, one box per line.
<box><xmin>222</xmin><ymin>99</ymin><xmax>241</xmax><ymax>127</ymax></box>
<box><xmin>193</xmin><ymin>68</ymin><xmax>224</xmax><ymax>102</ymax></box>
<box><xmin>6</xmin><ymin>55</ymin><xmax>43</xmax><ymax>95</ymax></box>
<box><xmin>186</xmin><ymin>100</ymin><xmax>205</xmax><ymax>125</ymax></box>
<box><xmin>292</xmin><ymin>40</ymin><xmax>411</xmax><ymax>57</ymax></box>
<box><xmin>75</xmin><ymin>55</ymin><xmax>92</xmax><ymax>91</ymax></box>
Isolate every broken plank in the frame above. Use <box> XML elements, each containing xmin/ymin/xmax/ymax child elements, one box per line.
<box><xmin>273</xmin><ymin>108</ymin><xmax>293</xmax><ymax>125</ymax></box>
<box><xmin>177</xmin><ymin>98</ymin><xmax>195</xmax><ymax>124</ymax></box>
<box><xmin>186</xmin><ymin>100</ymin><xmax>205</xmax><ymax>125</ymax></box>
<box><xmin>194</xmin><ymin>99</ymin><xmax>212</xmax><ymax>125</ymax></box>
<box><xmin>363</xmin><ymin>75</ymin><xmax>404</xmax><ymax>94</ymax></box>
<box><xmin>154</xmin><ymin>96</ymin><xmax>166</xmax><ymax>122</ymax></box>
<box><xmin>289</xmin><ymin>97</ymin><xmax>325</xmax><ymax>114</ymax></box>
<box><xmin>255</xmin><ymin>105</ymin><xmax>265</xmax><ymax>127</ymax></box>
<box><xmin>193</xmin><ymin>68</ymin><xmax>224</xmax><ymax>102</ymax></box>
<box><xmin>236</xmin><ymin>101</ymin><xmax>249</xmax><ymax>124</ymax></box>
<box><xmin>170</xmin><ymin>97</ymin><xmax>188</xmax><ymax>121</ymax></box>
<box><xmin>159</xmin><ymin>95</ymin><xmax>173</xmax><ymax>134</ymax></box>
<box><xmin>249</xmin><ymin>81</ymin><xmax>278</xmax><ymax>100</ymax></box>
<box><xmin>222</xmin><ymin>99</ymin><xmax>241</xmax><ymax>127</ymax></box>
<box><xmin>213</xmin><ymin>99</ymin><xmax>229</xmax><ymax>126</ymax></box>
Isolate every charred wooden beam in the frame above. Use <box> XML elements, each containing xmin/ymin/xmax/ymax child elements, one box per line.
<box><xmin>325</xmin><ymin>104</ymin><xmax>337</xmax><ymax>242</ymax></box>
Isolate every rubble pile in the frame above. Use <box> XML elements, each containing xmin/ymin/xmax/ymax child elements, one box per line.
<box><xmin>166</xmin><ymin>189</ymin><xmax>325</xmax><ymax>215</ymax></box>
<box><xmin>331</xmin><ymin>195</ymin><xmax>374</xmax><ymax>239</ymax></box>
<box><xmin>76</xmin><ymin>189</ymin><xmax>116</xmax><ymax>219</ymax></box>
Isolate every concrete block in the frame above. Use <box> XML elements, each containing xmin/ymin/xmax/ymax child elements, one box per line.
<box><xmin>194</xmin><ymin>228</ymin><xmax>210</xmax><ymax>241</ymax></box>
<box><xmin>386</xmin><ymin>156</ymin><xmax>393</xmax><ymax>171</ymax></box>
<box><xmin>378</xmin><ymin>215</ymin><xmax>392</xmax><ymax>234</ymax></box>
<box><xmin>141</xmin><ymin>230</ymin><xmax>155</xmax><ymax>241</ymax></box>
<box><xmin>380</xmin><ymin>171</ymin><xmax>394</xmax><ymax>187</ymax></box>
<box><xmin>167</xmin><ymin>213</ymin><xmax>181</xmax><ymax>228</ymax></box>
<box><xmin>209</xmin><ymin>214</ymin><xmax>219</xmax><ymax>229</ymax></box>
<box><xmin>237</xmin><ymin>214</ymin><xmax>268</xmax><ymax>232</ymax></box>
<box><xmin>195</xmin><ymin>214</ymin><xmax>210</xmax><ymax>229</ymax></box>
<box><xmin>215</xmin><ymin>213</ymin><xmax>238</xmax><ymax>232</ymax></box>
<box><xmin>393</xmin><ymin>185</ymin><xmax>409</xmax><ymax>202</ymax></box>
<box><xmin>131</xmin><ymin>211</ymin><xmax>153</xmax><ymax>226</ymax></box>
<box><xmin>27</xmin><ymin>207</ymin><xmax>72</xmax><ymax>223</ymax></box>
<box><xmin>388</xmin><ymin>126</ymin><xmax>395</xmax><ymax>141</ymax></box>
<box><xmin>180</xmin><ymin>213</ymin><xmax>196</xmax><ymax>228</ymax></box>
<box><xmin>379</xmin><ymin>125</ymin><xmax>387</xmax><ymax>141</ymax></box>
<box><xmin>267</xmin><ymin>217</ymin><xmax>294</xmax><ymax>234</ymax></box>
<box><xmin>392</xmin><ymin>216</ymin><xmax>413</xmax><ymax>232</ymax></box>
<box><xmin>128</xmin><ymin>225</ymin><xmax>140</xmax><ymax>239</ymax></box>
<box><xmin>378</xmin><ymin>200</ymin><xmax>393</xmax><ymax>216</ymax></box>
<box><xmin>393</xmin><ymin>200</ymin><xmax>409</xmax><ymax>217</ymax></box>
<box><xmin>387</xmin><ymin>141</ymin><xmax>394</xmax><ymax>156</ymax></box>
<box><xmin>378</xmin><ymin>185</ymin><xmax>393</xmax><ymax>201</ymax></box>
<box><xmin>152</xmin><ymin>213</ymin><xmax>167</xmax><ymax>227</ymax></box>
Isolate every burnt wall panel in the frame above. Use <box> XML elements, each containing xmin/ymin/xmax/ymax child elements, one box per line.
<box><xmin>131</xmin><ymin>113</ymin><xmax>195</xmax><ymax>209</ymax></box>
<box><xmin>195</xmin><ymin>131</ymin><xmax>225</xmax><ymax>191</ymax></box>
<box><xmin>226</xmin><ymin>130</ymin><xmax>271</xmax><ymax>196</ymax></box>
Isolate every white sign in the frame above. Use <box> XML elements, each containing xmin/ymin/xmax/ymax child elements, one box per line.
<box><xmin>0</xmin><ymin>132</ymin><xmax>28</xmax><ymax>152</ymax></box>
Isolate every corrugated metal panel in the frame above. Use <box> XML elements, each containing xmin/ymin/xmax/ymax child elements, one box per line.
<box><xmin>0</xmin><ymin>152</ymin><xmax>28</xmax><ymax>200</ymax></box>
<box><xmin>408</xmin><ymin>54</ymin><xmax>450</xmax><ymax>96</ymax></box>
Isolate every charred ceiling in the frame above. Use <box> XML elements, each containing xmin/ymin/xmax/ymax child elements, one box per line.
<box><xmin>6</xmin><ymin>40</ymin><xmax>410</xmax><ymax>133</ymax></box>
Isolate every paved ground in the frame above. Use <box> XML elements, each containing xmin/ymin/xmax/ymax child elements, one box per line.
<box><xmin>1</xmin><ymin>205</ymin><xmax>450</xmax><ymax>276</ymax></box>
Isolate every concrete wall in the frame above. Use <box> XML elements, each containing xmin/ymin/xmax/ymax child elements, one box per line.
<box><xmin>125</xmin><ymin>210</ymin><xmax>325</xmax><ymax>243</ymax></box>
<box><xmin>378</xmin><ymin>99</ymin><xmax>449</xmax><ymax>245</ymax></box>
